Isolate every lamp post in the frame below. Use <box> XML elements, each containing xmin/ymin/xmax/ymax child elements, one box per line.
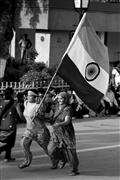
<box><xmin>74</xmin><ymin>0</ymin><xmax>90</xmax><ymax>21</ymax></box>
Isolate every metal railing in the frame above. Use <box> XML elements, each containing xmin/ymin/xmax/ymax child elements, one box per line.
<box><xmin>90</xmin><ymin>0</ymin><xmax>120</xmax><ymax>2</ymax></box>
<box><xmin>0</xmin><ymin>80</ymin><xmax>70</xmax><ymax>93</ymax></box>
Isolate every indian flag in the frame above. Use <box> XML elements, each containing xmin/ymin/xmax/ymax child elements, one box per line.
<box><xmin>57</xmin><ymin>13</ymin><xmax>109</xmax><ymax>112</ymax></box>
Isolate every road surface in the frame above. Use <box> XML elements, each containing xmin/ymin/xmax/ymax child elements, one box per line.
<box><xmin>0</xmin><ymin>115</ymin><xmax>120</xmax><ymax>180</ymax></box>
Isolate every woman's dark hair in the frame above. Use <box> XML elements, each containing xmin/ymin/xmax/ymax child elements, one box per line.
<box><xmin>17</xmin><ymin>92</ymin><xmax>24</xmax><ymax>100</ymax></box>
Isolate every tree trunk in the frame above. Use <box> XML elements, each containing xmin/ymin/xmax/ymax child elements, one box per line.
<box><xmin>0</xmin><ymin>0</ymin><xmax>15</xmax><ymax>80</ymax></box>
<box><xmin>0</xmin><ymin>0</ymin><xmax>14</xmax><ymax>60</ymax></box>
<box><xmin>0</xmin><ymin>58</ymin><xmax>7</xmax><ymax>79</ymax></box>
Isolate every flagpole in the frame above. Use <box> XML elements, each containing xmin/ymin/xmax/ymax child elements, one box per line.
<box><xmin>39</xmin><ymin>14</ymin><xmax>86</xmax><ymax>109</ymax></box>
<box><xmin>33</xmin><ymin>58</ymin><xmax>64</xmax><ymax>118</ymax></box>
<box><xmin>34</xmin><ymin>0</ymin><xmax>91</xmax><ymax>116</ymax></box>
<box><xmin>36</xmin><ymin>3</ymin><xmax>90</xmax><ymax>109</ymax></box>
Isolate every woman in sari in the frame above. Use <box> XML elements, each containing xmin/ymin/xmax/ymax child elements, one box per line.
<box><xmin>48</xmin><ymin>91</ymin><xmax>79</xmax><ymax>176</ymax></box>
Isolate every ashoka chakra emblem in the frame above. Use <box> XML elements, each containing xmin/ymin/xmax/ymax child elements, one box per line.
<box><xmin>85</xmin><ymin>62</ymin><xmax>100</xmax><ymax>81</ymax></box>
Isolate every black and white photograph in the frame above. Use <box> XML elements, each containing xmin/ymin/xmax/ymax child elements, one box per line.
<box><xmin>0</xmin><ymin>0</ymin><xmax>120</xmax><ymax>179</ymax></box>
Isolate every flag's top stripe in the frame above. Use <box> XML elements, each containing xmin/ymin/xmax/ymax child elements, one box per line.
<box><xmin>68</xmin><ymin>36</ymin><xmax>109</xmax><ymax>94</ymax></box>
<box><xmin>78</xmin><ymin>17</ymin><xmax>109</xmax><ymax>74</ymax></box>
<box><xmin>63</xmin><ymin>13</ymin><xmax>109</xmax><ymax>74</ymax></box>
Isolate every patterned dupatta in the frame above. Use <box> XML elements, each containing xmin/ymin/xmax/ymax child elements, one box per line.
<box><xmin>53</xmin><ymin>104</ymin><xmax>67</xmax><ymax>121</ymax></box>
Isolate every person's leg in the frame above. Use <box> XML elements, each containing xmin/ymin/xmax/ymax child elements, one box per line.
<box><xmin>58</xmin><ymin>146</ymin><xmax>68</xmax><ymax>169</ymax></box>
<box><xmin>18</xmin><ymin>136</ymin><xmax>32</xmax><ymax>168</ymax></box>
<box><xmin>36</xmin><ymin>137</ymin><xmax>49</xmax><ymax>155</ymax></box>
<box><xmin>48</xmin><ymin>138</ymin><xmax>59</xmax><ymax>169</ymax></box>
<box><xmin>4</xmin><ymin>130</ymin><xmax>16</xmax><ymax>161</ymax></box>
<box><xmin>4</xmin><ymin>148</ymin><xmax>15</xmax><ymax>162</ymax></box>
<box><xmin>67</xmin><ymin>148</ymin><xmax>79</xmax><ymax>175</ymax></box>
<box><xmin>0</xmin><ymin>130</ymin><xmax>16</xmax><ymax>161</ymax></box>
<box><xmin>0</xmin><ymin>143</ymin><xmax>7</xmax><ymax>154</ymax></box>
<box><xmin>104</xmin><ymin>101</ymin><xmax>110</xmax><ymax>115</ymax></box>
<box><xmin>36</xmin><ymin>128</ymin><xmax>50</xmax><ymax>155</ymax></box>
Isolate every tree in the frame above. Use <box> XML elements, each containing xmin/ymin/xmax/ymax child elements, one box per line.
<box><xmin>3</xmin><ymin>48</ymin><xmax>39</xmax><ymax>82</ymax></box>
<box><xmin>0</xmin><ymin>0</ymin><xmax>48</xmax><ymax>80</ymax></box>
<box><xmin>0</xmin><ymin>0</ymin><xmax>48</xmax><ymax>59</ymax></box>
<box><xmin>20</xmin><ymin>62</ymin><xmax>52</xmax><ymax>86</ymax></box>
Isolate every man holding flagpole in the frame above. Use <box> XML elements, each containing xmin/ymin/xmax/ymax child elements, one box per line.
<box><xmin>30</xmin><ymin>8</ymin><xmax>109</xmax><ymax>119</ymax></box>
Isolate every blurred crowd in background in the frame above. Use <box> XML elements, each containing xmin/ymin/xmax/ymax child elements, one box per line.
<box><xmin>0</xmin><ymin>62</ymin><xmax>120</xmax><ymax>122</ymax></box>
<box><xmin>0</xmin><ymin>84</ymin><xmax>120</xmax><ymax>125</ymax></box>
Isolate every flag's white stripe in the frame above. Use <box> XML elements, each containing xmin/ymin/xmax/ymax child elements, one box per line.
<box><xmin>68</xmin><ymin>36</ymin><xmax>109</xmax><ymax>94</ymax></box>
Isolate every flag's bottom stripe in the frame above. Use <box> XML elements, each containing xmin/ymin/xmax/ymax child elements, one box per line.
<box><xmin>58</xmin><ymin>54</ymin><xmax>103</xmax><ymax>112</ymax></box>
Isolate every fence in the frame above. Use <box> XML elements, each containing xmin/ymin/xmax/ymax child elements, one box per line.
<box><xmin>0</xmin><ymin>79</ymin><xmax>70</xmax><ymax>93</ymax></box>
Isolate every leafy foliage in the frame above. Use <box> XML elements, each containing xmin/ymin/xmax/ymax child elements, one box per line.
<box><xmin>0</xmin><ymin>0</ymin><xmax>48</xmax><ymax>59</ymax></box>
<box><xmin>20</xmin><ymin>63</ymin><xmax>52</xmax><ymax>85</ymax></box>
<box><xmin>20</xmin><ymin>70</ymin><xmax>42</xmax><ymax>84</ymax></box>
<box><xmin>14</xmin><ymin>0</ymin><xmax>48</xmax><ymax>28</ymax></box>
<box><xmin>3</xmin><ymin>57</ymin><xmax>26</xmax><ymax>81</ymax></box>
<box><xmin>0</xmin><ymin>0</ymin><xmax>50</xmax><ymax>82</ymax></box>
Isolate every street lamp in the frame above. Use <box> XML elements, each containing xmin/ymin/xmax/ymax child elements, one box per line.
<box><xmin>74</xmin><ymin>0</ymin><xmax>90</xmax><ymax>20</ymax></box>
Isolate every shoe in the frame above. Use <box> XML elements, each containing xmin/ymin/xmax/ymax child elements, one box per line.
<box><xmin>51</xmin><ymin>164</ymin><xmax>58</xmax><ymax>169</ymax></box>
<box><xmin>117</xmin><ymin>111</ymin><xmax>120</xmax><ymax>116</ymax></box>
<box><xmin>18</xmin><ymin>163</ymin><xmax>29</xmax><ymax>169</ymax></box>
<box><xmin>59</xmin><ymin>160</ymin><xmax>67</xmax><ymax>169</ymax></box>
<box><xmin>4</xmin><ymin>158</ymin><xmax>16</xmax><ymax>162</ymax></box>
<box><xmin>69</xmin><ymin>171</ymin><xmax>80</xmax><ymax>176</ymax></box>
<box><xmin>51</xmin><ymin>160</ymin><xmax>59</xmax><ymax>169</ymax></box>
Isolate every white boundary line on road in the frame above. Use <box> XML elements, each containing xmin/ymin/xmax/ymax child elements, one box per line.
<box><xmin>76</xmin><ymin>131</ymin><xmax>120</xmax><ymax>135</ymax></box>
<box><xmin>77</xmin><ymin>144</ymin><xmax>120</xmax><ymax>153</ymax></box>
<box><xmin>12</xmin><ymin>144</ymin><xmax>120</xmax><ymax>161</ymax></box>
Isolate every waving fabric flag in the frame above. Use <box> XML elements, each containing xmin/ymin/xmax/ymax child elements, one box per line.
<box><xmin>57</xmin><ymin>13</ymin><xmax>109</xmax><ymax>112</ymax></box>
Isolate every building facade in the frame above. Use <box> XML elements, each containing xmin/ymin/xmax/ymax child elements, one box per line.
<box><xmin>11</xmin><ymin>0</ymin><xmax>120</xmax><ymax>72</ymax></box>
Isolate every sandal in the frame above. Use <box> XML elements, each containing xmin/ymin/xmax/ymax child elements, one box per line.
<box><xmin>59</xmin><ymin>160</ymin><xmax>67</xmax><ymax>169</ymax></box>
<box><xmin>69</xmin><ymin>171</ymin><xmax>80</xmax><ymax>176</ymax></box>
<box><xmin>18</xmin><ymin>163</ymin><xmax>29</xmax><ymax>169</ymax></box>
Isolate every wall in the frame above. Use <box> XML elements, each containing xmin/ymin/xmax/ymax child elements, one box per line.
<box><xmin>35</xmin><ymin>32</ymin><xmax>50</xmax><ymax>66</ymax></box>
<box><xmin>88</xmin><ymin>12</ymin><xmax>120</xmax><ymax>32</ymax></box>
<box><xmin>49</xmin><ymin>31</ymin><xmax>70</xmax><ymax>67</ymax></box>
<box><xmin>48</xmin><ymin>9</ymin><xmax>78</xmax><ymax>31</ymax></box>
<box><xmin>107</xmin><ymin>32</ymin><xmax>120</xmax><ymax>63</ymax></box>
<box><xmin>49</xmin><ymin>1</ymin><xmax>120</xmax><ymax>32</ymax></box>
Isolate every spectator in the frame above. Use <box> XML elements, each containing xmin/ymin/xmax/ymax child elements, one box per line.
<box><xmin>71</xmin><ymin>92</ymin><xmax>89</xmax><ymax>118</ymax></box>
<box><xmin>0</xmin><ymin>87</ymin><xmax>25</xmax><ymax>162</ymax></box>
<box><xmin>69</xmin><ymin>93</ymin><xmax>79</xmax><ymax>118</ymax></box>
<box><xmin>111</xmin><ymin>62</ymin><xmax>120</xmax><ymax>89</ymax></box>
<box><xmin>103</xmin><ymin>85</ymin><xmax>120</xmax><ymax>115</ymax></box>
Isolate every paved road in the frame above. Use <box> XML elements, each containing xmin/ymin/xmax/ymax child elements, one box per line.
<box><xmin>0</xmin><ymin>116</ymin><xmax>120</xmax><ymax>180</ymax></box>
